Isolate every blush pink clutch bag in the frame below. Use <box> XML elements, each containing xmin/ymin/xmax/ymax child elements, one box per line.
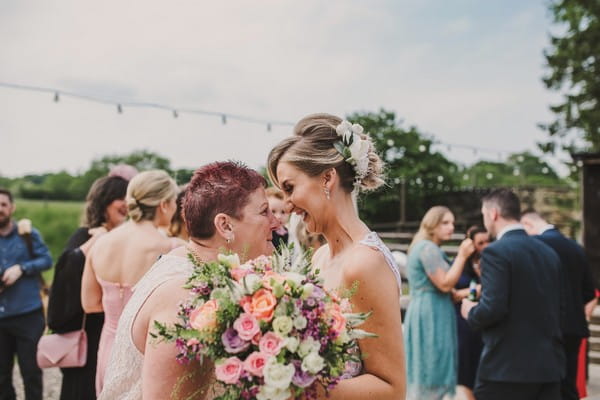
<box><xmin>37</xmin><ymin>315</ymin><xmax>87</xmax><ymax>368</ymax></box>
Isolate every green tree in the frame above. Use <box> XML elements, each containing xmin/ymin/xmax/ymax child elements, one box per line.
<box><xmin>541</xmin><ymin>0</ymin><xmax>600</xmax><ymax>152</ymax></box>
<box><xmin>347</xmin><ymin>109</ymin><xmax>460</xmax><ymax>225</ymax></box>
<box><xmin>462</xmin><ymin>151</ymin><xmax>564</xmax><ymax>187</ymax></box>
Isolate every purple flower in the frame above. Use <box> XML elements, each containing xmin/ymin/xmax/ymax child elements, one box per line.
<box><xmin>221</xmin><ymin>327</ymin><xmax>250</xmax><ymax>354</ymax></box>
<box><xmin>305</xmin><ymin>298</ymin><xmax>317</xmax><ymax>308</ymax></box>
<box><xmin>311</xmin><ymin>286</ymin><xmax>326</xmax><ymax>299</ymax></box>
<box><xmin>292</xmin><ymin>360</ymin><xmax>317</xmax><ymax>388</ymax></box>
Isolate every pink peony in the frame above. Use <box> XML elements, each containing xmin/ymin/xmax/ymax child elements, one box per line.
<box><xmin>215</xmin><ymin>357</ymin><xmax>243</xmax><ymax>384</ymax></box>
<box><xmin>243</xmin><ymin>352</ymin><xmax>270</xmax><ymax>377</ymax></box>
<box><xmin>258</xmin><ymin>332</ymin><xmax>284</xmax><ymax>356</ymax></box>
<box><xmin>233</xmin><ymin>313</ymin><xmax>260</xmax><ymax>341</ymax></box>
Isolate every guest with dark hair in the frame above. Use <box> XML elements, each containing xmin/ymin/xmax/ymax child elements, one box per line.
<box><xmin>453</xmin><ymin>225</ymin><xmax>489</xmax><ymax>399</ymax></box>
<box><xmin>462</xmin><ymin>189</ymin><xmax>565</xmax><ymax>400</ymax></box>
<box><xmin>0</xmin><ymin>188</ymin><xmax>52</xmax><ymax>400</ymax></box>
<box><xmin>47</xmin><ymin>175</ymin><xmax>128</xmax><ymax>400</ymax></box>
<box><xmin>521</xmin><ymin>210</ymin><xmax>596</xmax><ymax>400</ymax></box>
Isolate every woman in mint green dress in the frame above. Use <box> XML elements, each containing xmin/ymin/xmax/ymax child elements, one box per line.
<box><xmin>404</xmin><ymin>206</ymin><xmax>474</xmax><ymax>399</ymax></box>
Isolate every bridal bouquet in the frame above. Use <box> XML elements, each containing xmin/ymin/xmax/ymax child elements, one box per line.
<box><xmin>153</xmin><ymin>247</ymin><xmax>373</xmax><ymax>400</ymax></box>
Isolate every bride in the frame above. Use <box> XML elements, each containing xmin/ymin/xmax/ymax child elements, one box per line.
<box><xmin>267</xmin><ymin>114</ymin><xmax>407</xmax><ymax>399</ymax></box>
<box><xmin>99</xmin><ymin>161</ymin><xmax>279</xmax><ymax>399</ymax></box>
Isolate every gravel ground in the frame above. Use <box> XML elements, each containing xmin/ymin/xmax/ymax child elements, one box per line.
<box><xmin>12</xmin><ymin>365</ymin><xmax>61</xmax><ymax>400</ymax></box>
<box><xmin>9</xmin><ymin>360</ymin><xmax>600</xmax><ymax>399</ymax></box>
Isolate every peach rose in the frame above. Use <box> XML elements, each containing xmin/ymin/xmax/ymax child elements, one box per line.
<box><xmin>328</xmin><ymin>303</ymin><xmax>347</xmax><ymax>335</ymax></box>
<box><xmin>230</xmin><ymin>267</ymin><xmax>250</xmax><ymax>282</ymax></box>
<box><xmin>189</xmin><ymin>299</ymin><xmax>219</xmax><ymax>331</ymax></box>
<box><xmin>250</xmin><ymin>288</ymin><xmax>277</xmax><ymax>322</ymax></box>
<box><xmin>261</xmin><ymin>271</ymin><xmax>286</xmax><ymax>290</ymax></box>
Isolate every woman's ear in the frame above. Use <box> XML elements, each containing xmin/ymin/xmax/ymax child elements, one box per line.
<box><xmin>214</xmin><ymin>213</ymin><xmax>234</xmax><ymax>242</ymax></box>
<box><xmin>322</xmin><ymin>168</ymin><xmax>337</xmax><ymax>190</ymax></box>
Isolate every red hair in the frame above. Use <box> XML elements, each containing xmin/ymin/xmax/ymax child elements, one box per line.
<box><xmin>184</xmin><ymin>161</ymin><xmax>266</xmax><ymax>239</ymax></box>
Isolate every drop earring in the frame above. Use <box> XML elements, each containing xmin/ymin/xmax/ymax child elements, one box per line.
<box><xmin>324</xmin><ymin>187</ymin><xmax>330</xmax><ymax>200</ymax></box>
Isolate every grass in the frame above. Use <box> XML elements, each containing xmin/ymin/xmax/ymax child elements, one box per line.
<box><xmin>12</xmin><ymin>199</ymin><xmax>84</xmax><ymax>283</ymax></box>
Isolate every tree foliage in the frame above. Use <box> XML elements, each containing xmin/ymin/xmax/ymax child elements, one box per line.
<box><xmin>541</xmin><ymin>0</ymin><xmax>600</xmax><ymax>152</ymax></box>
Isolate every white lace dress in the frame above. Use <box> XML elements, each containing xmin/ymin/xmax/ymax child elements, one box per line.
<box><xmin>98</xmin><ymin>255</ymin><xmax>193</xmax><ymax>400</ymax></box>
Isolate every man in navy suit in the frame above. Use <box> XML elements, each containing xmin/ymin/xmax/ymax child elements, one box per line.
<box><xmin>461</xmin><ymin>189</ymin><xmax>565</xmax><ymax>400</ymax></box>
<box><xmin>521</xmin><ymin>211</ymin><xmax>596</xmax><ymax>400</ymax></box>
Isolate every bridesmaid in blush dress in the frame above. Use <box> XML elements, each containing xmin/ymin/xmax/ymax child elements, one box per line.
<box><xmin>81</xmin><ymin>170</ymin><xmax>179</xmax><ymax>395</ymax></box>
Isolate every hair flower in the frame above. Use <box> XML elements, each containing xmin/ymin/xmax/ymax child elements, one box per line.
<box><xmin>334</xmin><ymin>120</ymin><xmax>370</xmax><ymax>184</ymax></box>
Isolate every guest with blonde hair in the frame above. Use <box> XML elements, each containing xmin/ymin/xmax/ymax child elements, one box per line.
<box><xmin>81</xmin><ymin>169</ymin><xmax>178</xmax><ymax>395</ymax></box>
<box><xmin>404</xmin><ymin>206</ymin><xmax>474</xmax><ymax>399</ymax></box>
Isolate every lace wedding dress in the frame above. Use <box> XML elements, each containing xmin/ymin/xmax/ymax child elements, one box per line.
<box><xmin>98</xmin><ymin>254</ymin><xmax>214</xmax><ymax>399</ymax></box>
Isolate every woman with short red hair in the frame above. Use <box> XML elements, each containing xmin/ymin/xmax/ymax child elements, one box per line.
<box><xmin>99</xmin><ymin>161</ymin><xmax>279</xmax><ymax>400</ymax></box>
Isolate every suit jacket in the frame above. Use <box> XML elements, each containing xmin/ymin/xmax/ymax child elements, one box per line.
<box><xmin>468</xmin><ymin>229</ymin><xmax>565</xmax><ymax>382</ymax></box>
<box><xmin>535</xmin><ymin>228</ymin><xmax>596</xmax><ymax>338</ymax></box>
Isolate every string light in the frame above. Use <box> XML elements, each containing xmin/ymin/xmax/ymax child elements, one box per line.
<box><xmin>0</xmin><ymin>81</ymin><xmax>547</xmax><ymax>158</ymax></box>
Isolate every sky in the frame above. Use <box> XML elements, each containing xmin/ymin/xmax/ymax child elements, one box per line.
<box><xmin>0</xmin><ymin>0</ymin><xmax>564</xmax><ymax>177</ymax></box>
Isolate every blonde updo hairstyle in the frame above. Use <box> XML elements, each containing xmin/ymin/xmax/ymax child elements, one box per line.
<box><xmin>267</xmin><ymin>113</ymin><xmax>385</xmax><ymax>193</ymax></box>
<box><xmin>125</xmin><ymin>170</ymin><xmax>178</xmax><ymax>222</ymax></box>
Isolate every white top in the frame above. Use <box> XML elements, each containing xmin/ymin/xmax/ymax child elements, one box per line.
<box><xmin>98</xmin><ymin>255</ymin><xmax>193</xmax><ymax>400</ymax></box>
<box><xmin>496</xmin><ymin>223</ymin><xmax>525</xmax><ymax>240</ymax></box>
<box><xmin>359</xmin><ymin>231</ymin><xmax>403</xmax><ymax>289</ymax></box>
<box><xmin>540</xmin><ymin>224</ymin><xmax>555</xmax><ymax>234</ymax></box>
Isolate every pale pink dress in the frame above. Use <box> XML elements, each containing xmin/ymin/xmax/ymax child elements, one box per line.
<box><xmin>95</xmin><ymin>276</ymin><xmax>134</xmax><ymax>395</ymax></box>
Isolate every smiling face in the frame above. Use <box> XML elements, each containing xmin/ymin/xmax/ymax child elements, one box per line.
<box><xmin>431</xmin><ymin>212</ymin><xmax>455</xmax><ymax>243</ymax></box>
<box><xmin>276</xmin><ymin>161</ymin><xmax>329</xmax><ymax>234</ymax></box>
<box><xmin>230</xmin><ymin>187</ymin><xmax>279</xmax><ymax>260</ymax></box>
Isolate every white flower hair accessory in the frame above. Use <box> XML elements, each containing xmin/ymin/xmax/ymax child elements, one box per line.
<box><xmin>334</xmin><ymin>120</ymin><xmax>370</xmax><ymax>186</ymax></box>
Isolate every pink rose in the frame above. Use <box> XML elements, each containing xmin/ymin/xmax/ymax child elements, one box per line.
<box><xmin>259</xmin><ymin>332</ymin><xmax>284</xmax><ymax>356</ymax></box>
<box><xmin>215</xmin><ymin>357</ymin><xmax>243</xmax><ymax>384</ymax></box>
<box><xmin>243</xmin><ymin>352</ymin><xmax>270</xmax><ymax>377</ymax></box>
<box><xmin>239</xmin><ymin>296</ymin><xmax>252</xmax><ymax>314</ymax></box>
<box><xmin>189</xmin><ymin>299</ymin><xmax>219</xmax><ymax>331</ymax></box>
<box><xmin>252</xmin><ymin>331</ymin><xmax>262</xmax><ymax>346</ymax></box>
<box><xmin>230</xmin><ymin>267</ymin><xmax>250</xmax><ymax>282</ymax></box>
<box><xmin>233</xmin><ymin>313</ymin><xmax>260</xmax><ymax>341</ymax></box>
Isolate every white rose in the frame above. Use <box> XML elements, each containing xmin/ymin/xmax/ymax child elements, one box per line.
<box><xmin>283</xmin><ymin>272</ymin><xmax>304</xmax><ymax>288</ymax></box>
<box><xmin>355</xmin><ymin>156</ymin><xmax>370</xmax><ymax>178</ymax></box>
<box><xmin>256</xmin><ymin>385</ymin><xmax>292</xmax><ymax>400</ymax></box>
<box><xmin>242</xmin><ymin>273</ymin><xmax>262</xmax><ymax>294</ymax></box>
<box><xmin>17</xmin><ymin>219</ymin><xmax>32</xmax><ymax>235</ymax></box>
<box><xmin>293</xmin><ymin>315</ymin><xmax>307</xmax><ymax>331</ymax></box>
<box><xmin>298</xmin><ymin>337</ymin><xmax>321</xmax><ymax>358</ymax></box>
<box><xmin>334</xmin><ymin>330</ymin><xmax>351</xmax><ymax>345</ymax></box>
<box><xmin>349</xmin><ymin>137</ymin><xmax>369</xmax><ymax>162</ymax></box>
<box><xmin>272</xmin><ymin>316</ymin><xmax>293</xmax><ymax>336</ymax></box>
<box><xmin>351</xmin><ymin>123</ymin><xmax>364</xmax><ymax>135</ymax></box>
<box><xmin>335</xmin><ymin>120</ymin><xmax>352</xmax><ymax>137</ymax></box>
<box><xmin>301</xmin><ymin>283</ymin><xmax>315</xmax><ymax>299</ymax></box>
<box><xmin>285</xmin><ymin>337</ymin><xmax>299</xmax><ymax>353</ymax></box>
<box><xmin>217</xmin><ymin>253</ymin><xmax>240</xmax><ymax>269</ymax></box>
<box><xmin>301</xmin><ymin>352</ymin><xmax>325</xmax><ymax>374</ymax></box>
<box><xmin>263</xmin><ymin>358</ymin><xmax>295</xmax><ymax>390</ymax></box>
